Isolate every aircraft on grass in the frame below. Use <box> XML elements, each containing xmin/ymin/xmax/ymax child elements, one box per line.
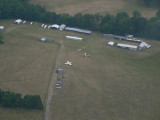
<box><xmin>65</xmin><ymin>61</ymin><xmax>72</xmax><ymax>66</ymax></box>
<box><xmin>80</xmin><ymin>52</ymin><xmax>91</xmax><ymax>58</ymax></box>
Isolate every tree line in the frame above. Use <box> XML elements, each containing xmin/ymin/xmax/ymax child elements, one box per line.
<box><xmin>0</xmin><ymin>89</ymin><xmax>43</xmax><ymax>110</ymax></box>
<box><xmin>0</xmin><ymin>32</ymin><xmax>3</xmax><ymax>44</ymax></box>
<box><xmin>143</xmin><ymin>0</ymin><xmax>160</xmax><ymax>6</ymax></box>
<box><xmin>0</xmin><ymin>0</ymin><xmax>160</xmax><ymax>40</ymax></box>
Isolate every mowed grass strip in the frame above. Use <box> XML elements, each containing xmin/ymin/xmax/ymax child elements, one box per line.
<box><xmin>0</xmin><ymin>107</ymin><xmax>44</xmax><ymax>120</ymax></box>
<box><xmin>0</xmin><ymin>20</ymin><xmax>59</xmax><ymax>120</ymax></box>
<box><xmin>31</xmin><ymin>0</ymin><xmax>157</xmax><ymax>18</ymax></box>
<box><xmin>50</xmin><ymin>32</ymin><xmax>160</xmax><ymax>120</ymax></box>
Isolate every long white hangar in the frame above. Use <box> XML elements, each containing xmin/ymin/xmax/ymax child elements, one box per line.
<box><xmin>65</xmin><ymin>27</ymin><xmax>92</xmax><ymax>34</ymax></box>
<box><xmin>66</xmin><ymin>36</ymin><xmax>83</xmax><ymax>41</ymax></box>
<box><xmin>117</xmin><ymin>43</ymin><xmax>137</xmax><ymax>50</ymax></box>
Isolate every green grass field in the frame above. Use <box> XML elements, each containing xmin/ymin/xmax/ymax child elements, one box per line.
<box><xmin>0</xmin><ymin>19</ymin><xmax>160</xmax><ymax>120</ymax></box>
<box><xmin>0</xmin><ymin>20</ymin><xmax>60</xmax><ymax>120</ymax></box>
<box><xmin>49</xmin><ymin>33</ymin><xmax>160</xmax><ymax>120</ymax></box>
<box><xmin>31</xmin><ymin>0</ymin><xmax>157</xmax><ymax>18</ymax></box>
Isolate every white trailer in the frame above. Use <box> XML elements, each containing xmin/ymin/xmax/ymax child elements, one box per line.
<box><xmin>66</xmin><ymin>36</ymin><xmax>83</xmax><ymax>41</ymax></box>
<box><xmin>117</xmin><ymin>43</ymin><xmax>137</xmax><ymax>50</ymax></box>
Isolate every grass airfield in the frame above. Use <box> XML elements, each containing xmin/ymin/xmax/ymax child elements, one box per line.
<box><xmin>50</xmin><ymin>33</ymin><xmax>160</xmax><ymax>119</ymax></box>
<box><xmin>0</xmin><ymin>20</ymin><xmax>59</xmax><ymax>120</ymax></box>
<box><xmin>0</xmin><ymin>20</ymin><xmax>160</xmax><ymax>120</ymax></box>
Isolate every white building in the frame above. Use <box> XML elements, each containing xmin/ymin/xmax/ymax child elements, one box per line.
<box><xmin>44</xmin><ymin>25</ymin><xmax>47</xmax><ymax>28</ymax></box>
<box><xmin>108</xmin><ymin>41</ymin><xmax>114</xmax><ymax>46</ymax></box>
<box><xmin>41</xmin><ymin>24</ymin><xmax>44</xmax><ymax>27</ymax></box>
<box><xmin>48</xmin><ymin>25</ymin><xmax>51</xmax><ymax>29</ymax></box>
<box><xmin>23</xmin><ymin>21</ymin><xmax>26</xmax><ymax>24</ymax></box>
<box><xmin>30</xmin><ymin>22</ymin><xmax>33</xmax><ymax>25</ymax></box>
<box><xmin>0</xmin><ymin>26</ymin><xmax>4</xmax><ymax>30</ymax></box>
<box><xmin>126</xmin><ymin>34</ymin><xmax>133</xmax><ymax>38</ymax></box>
<box><xmin>50</xmin><ymin>24</ymin><xmax>59</xmax><ymax>29</ymax></box>
<box><xmin>40</xmin><ymin>38</ymin><xmax>46</xmax><ymax>42</ymax></box>
<box><xmin>139</xmin><ymin>42</ymin><xmax>151</xmax><ymax>50</ymax></box>
<box><xmin>117</xmin><ymin>43</ymin><xmax>137</xmax><ymax>50</ymax></box>
<box><xmin>59</xmin><ymin>24</ymin><xmax>66</xmax><ymax>30</ymax></box>
<box><xmin>66</xmin><ymin>36</ymin><xmax>83</xmax><ymax>41</ymax></box>
<box><xmin>14</xmin><ymin>19</ymin><xmax>22</xmax><ymax>24</ymax></box>
<box><xmin>126</xmin><ymin>38</ymin><xmax>142</xmax><ymax>43</ymax></box>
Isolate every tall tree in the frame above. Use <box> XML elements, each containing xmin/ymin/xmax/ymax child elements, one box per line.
<box><xmin>144</xmin><ymin>0</ymin><xmax>152</xmax><ymax>6</ymax></box>
<box><xmin>133</xmin><ymin>10</ymin><xmax>142</xmax><ymax>18</ymax></box>
<box><xmin>0</xmin><ymin>32</ymin><xmax>3</xmax><ymax>44</ymax></box>
<box><xmin>0</xmin><ymin>89</ymin><xmax>2</xmax><ymax>104</ymax></box>
<box><xmin>116</xmin><ymin>12</ymin><xmax>130</xmax><ymax>35</ymax></box>
<box><xmin>23</xmin><ymin>95</ymin><xmax>43</xmax><ymax>110</ymax></box>
<box><xmin>156</xmin><ymin>8</ymin><xmax>160</xmax><ymax>18</ymax></box>
<box><xmin>1</xmin><ymin>91</ymin><xmax>22</xmax><ymax>108</ymax></box>
<box><xmin>100</xmin><ymin>13</ymin><xmax>116</xmax><ymax>33</ymax></box>
<box><xmin>130</xmin><ymin>15</ymin><xmax>147</xmax><ymax>36</ymax></box>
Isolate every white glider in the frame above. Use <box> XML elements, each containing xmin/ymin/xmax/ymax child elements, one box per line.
<box><xmin>65</xmin><ymin>61</ymin><xmax>72</xmax><ymax>66</ymax></box>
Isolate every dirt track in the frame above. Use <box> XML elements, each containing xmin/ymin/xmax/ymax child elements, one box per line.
<box><xmin>45</xmin><ymin>42</ymin><xmax>64</xmax><ymax>120</ymax></box>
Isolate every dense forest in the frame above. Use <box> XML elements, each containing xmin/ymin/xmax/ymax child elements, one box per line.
<box><xmin>0</xmin><ymin>0</ymin><xmax>160</xmax><ymax>40</ymax></box>
<box><xmin>0</xmin><ymin>89</ymin><xmax>43</xmax><ymax>110</ymax></box>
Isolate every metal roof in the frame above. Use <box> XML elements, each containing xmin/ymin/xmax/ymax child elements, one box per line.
<box><xmin>66</xmin><ymin>36</ymin><xmax>83</xmax><ymax>41</ymax></box>
<box><xmin>14</xmin><ymin>19</ymin><xmax>22</xmax><ymax>23</ymax></box>
<box><xmin>0</xmin><ymin>26</ymin><xmax>4</xmax><ymax>30</ymax></box>
<box><xmin>65</xmin><ymin>27</ymin><xmax>92</xmax><ymax>34</ymax></box>
<box><xmin>51</xmin><ymin>24</ymin><xmax>59</xmax><ymax>29</ymax></box>
<box><xmin>108</xmin><ymin>41</ymin><xmax>114</xmax><ymax>46</ymax></box>
<box><xmin>117</xmin><ymin>43</ymin><xmax>137</xmax><ymax>49</ymax></box>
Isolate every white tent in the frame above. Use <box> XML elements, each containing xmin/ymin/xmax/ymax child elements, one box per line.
<box><xmin>14</xmin><ymin>19</ymin><xmax>22</xmax><ymax>24</ymax></box>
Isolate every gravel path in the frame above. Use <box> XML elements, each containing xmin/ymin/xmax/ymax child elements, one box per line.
<box><xmin>45</xmin><ymin>42</ymin><xmax>64</xmax><ymax>120</ymax></box>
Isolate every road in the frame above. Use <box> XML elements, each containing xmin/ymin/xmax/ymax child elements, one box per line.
<box><xmin>45</xmin><ymin>42</ymin><xmax>64</xmax><ymax>120</ymax></box>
